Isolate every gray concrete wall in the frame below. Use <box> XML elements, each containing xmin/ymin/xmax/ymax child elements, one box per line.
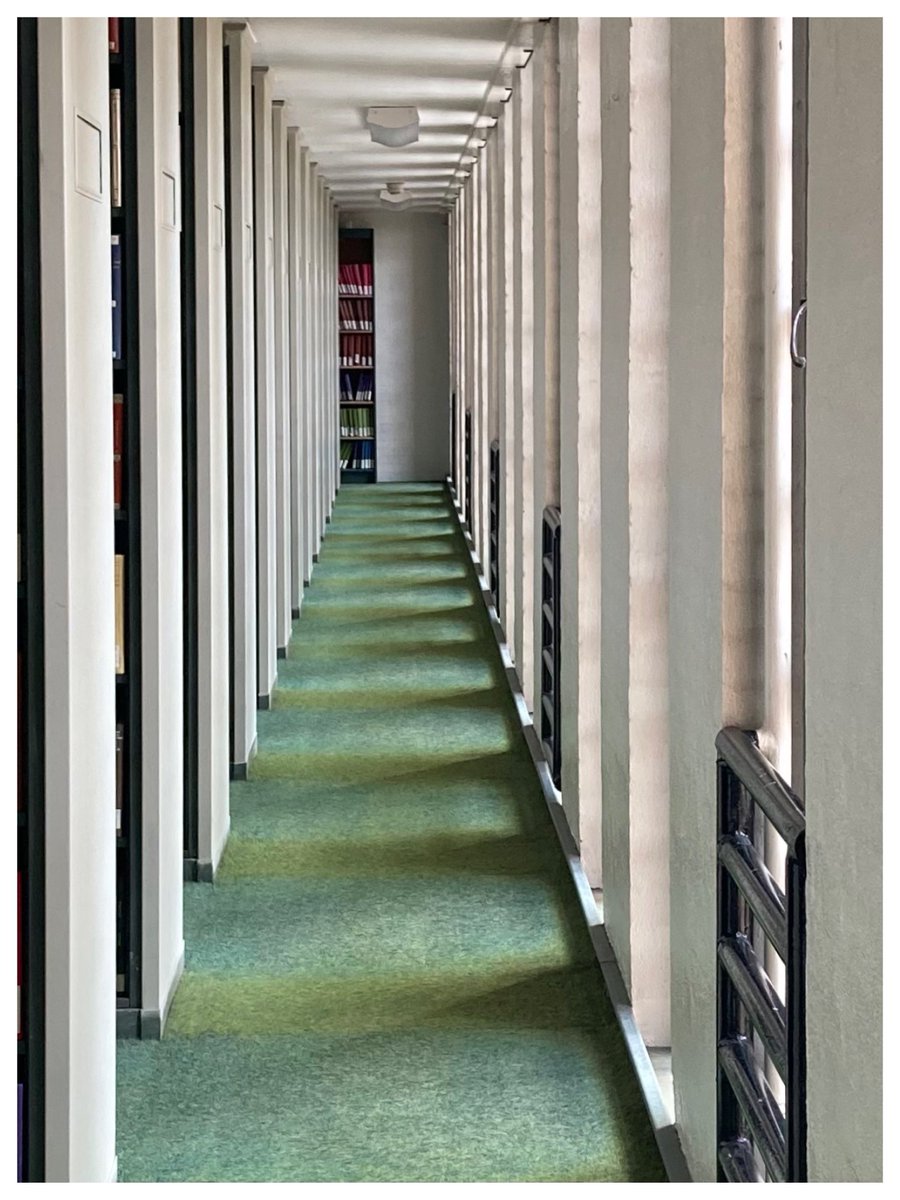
<box><xmin>341</xmin><ymin>209</ymin><xmax>450</xmax><ymax>482</ymax></box>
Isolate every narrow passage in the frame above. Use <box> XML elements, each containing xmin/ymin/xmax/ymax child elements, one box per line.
<box><xmin>117</xmin><ymin>482</ymin><xmax>664</xmax><ymax>1182</ymax></box>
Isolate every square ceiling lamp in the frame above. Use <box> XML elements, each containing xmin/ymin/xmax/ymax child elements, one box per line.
<box><xmin>367</xmin><ymin>106</ymin><xmax>419</xmax><ymax>147</ymax></box>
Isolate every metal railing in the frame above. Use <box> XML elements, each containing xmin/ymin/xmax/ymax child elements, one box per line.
<box><xmin>488</xmin><ymin>440</ymin><xmax>499</xmax><ymax>610</ymax></box>
<box><xmin>540</xmin><ymin>507</ymin><xmax>561</xmax><ymax>789</ymax></box>
<box><xmin>464</xmin><ymin>409</ymin><xmax>472</xmax><ymax>533</ymax></box>
<box><xmin>716</xmin><ymin>727</ymin><xmax>807</xmax><ymax>1182</ymax></box>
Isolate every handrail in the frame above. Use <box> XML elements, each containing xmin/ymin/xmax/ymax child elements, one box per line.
<box><xmin>715</xmin><ymin>726</ymin><xmax>805</xmax><ymax>851</ymax></box>
<box><xmin>716</xmin><ymin>727</ymin><xmax>806</xmax><ymax>1183</ymax></box>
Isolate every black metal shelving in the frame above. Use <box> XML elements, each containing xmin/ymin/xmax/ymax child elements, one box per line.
<box><xmin>338</xmin><ymin>228</ymin><xmax>376</xmax><ymax>483</ymax></box>
<box><xmin>180</xmin><ymin>17</ymin><xmax>200</xmax><ymax>880</ymax></box>
<box><xmin>18</xmin><ymin>16</ymin><xmax>46</xmax><ymax>1183</ymax></box>
<box><xmin>111</xmin><ymin>16</ymin><xmax>143</xmax><ymax>1036</ymax></box>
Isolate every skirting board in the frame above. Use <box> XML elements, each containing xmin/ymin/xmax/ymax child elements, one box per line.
<box><xmin>445</xmin><ymin>477</ymin><xmax>691</xmax><ymax>1184</ymax></box>
<box><xmin>107</xmin><ymin>1155</ymin><xmax>119</xmax><ymax>1183</ymax></box>
<box><xmin>116</xmin><ymin>945</ymin><xmax>185</xmax><ymax>1041</ymax></box>
<box><xmin>229</xmin><ymin>735</ymin><xmax>258</xmax><ymax>781</ymax></box>
<box><xmin>257</xmin><ymin>693</ymin><xmax>271</xmax><ymax>711</ymax></box>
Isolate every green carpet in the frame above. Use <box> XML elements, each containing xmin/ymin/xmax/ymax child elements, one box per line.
<box><xmin>116</xmin><ymin>482</ymin><xmax>665</xmax><ymax>1182</ymax></box>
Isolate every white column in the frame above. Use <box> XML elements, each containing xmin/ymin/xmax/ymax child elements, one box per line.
<box><xmin>805</xmin><ymin>16</ymin><xmax>882</xmax><ymax>1183</ymax></box>
<box><xmin>38</xmin><ymin>16</ymin><xmax>117</xmax><ymax>1180</ymax></box>
<box><xmin>464</xmin><ymin>171</ymin><xmax>476</xmax><ymax>531</ymax></box>
<box><xmin>271</xmin><ymin>99</ymin><xmax>292</xmax><ymax>651</ymax></box>
<box><xmin>512</xmin><ymin>58</ymin><xmax>535</xmax><ymax>708</ymax></box>
<box><xmin>473</xmin><ymin>154</ymin><xmax>486</xmax><ymax>560</ymax></box>
<box><xmin>667</xmin><ymin>17</ymin><xmax>726</xmax><ymax>1182</ymax></box>
<box><xmin>558</xmin><ymin>17</ymin><xmax>603</xmax><ymax>877</ymax></box>
<box><xmin>251</xmin><ymin>66</ymin><xmax>277</xmax><ymax>703</ymax></box>
<box><xmin>287</xmin><ymin>128</ymin><xmax>305</xmax><ymax>611</ymax></box>
<box><xmin>624</xmin><ymin>15</ymin><xmax>671</xmax><ymax>1047</ymax></box>
<box><xmin>136</xmin><ymin>13</ymin><xmax>185</xmax><ymax>1033</ymax></box>
<box><xmin>531</xmin><ymin>18</ymin><xmax>561</xmax><ymax>726</ymax></box>
<box><xmin>300</xmin><ymin>147</ymin><xmax>315</xmax><ymax>580</ymax></box>
<box><xmin>223</xmin><ymin>22</ymin><xmax>256</xmax><ymax>767</ymax></box>
<box><xmin>598</xmin><ymin>14</ymin><xmax>632</xmax><ymax>991</ymax></box>
<box><xmin>499</xmin><ymin>101</ymin><xmax>516</xmax><ymax>650</ymax></box>
<box><xmin>193</xmin><ymin>17</ymin><xmax>230</xmax><ymax>875</ymax></box>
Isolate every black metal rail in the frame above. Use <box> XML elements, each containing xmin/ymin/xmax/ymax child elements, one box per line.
<box><xmin>488</xmin><ymin>440</ymin><xmax>499</xmax><ymax>610</ymax></box>
<box><xmin>464</xmin><ymin>409</ymin><xmax>472</xmax><ymax>534</ymax></box>
<box><xmin>716</xmin><ymin>727</ymin><xmax>807</xmax><ymax>1182</ymax></box>
<box><xmin>540</xmin><ymin>507</ymin><xmax>561</xmax><ymax>789</ymax></box>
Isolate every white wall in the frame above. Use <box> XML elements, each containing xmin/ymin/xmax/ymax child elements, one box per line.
<box><xmin>193</xmin><ymin>17</ymin><xmax>230</xmax><ymax>876</ymax></box>
<box><xmin>136</xmin><ymin>14</ymin><xmax>184</xmax><ymax>1029</ymax></box>
<box><xmin>38</xmin><ymin>15</ymin><xmax>117</xmax><ymax>1182</ymax></box>
<box><xmin>223</xmin><ymin>22</ymin><xmax>256</xmax><ymax>767</ymax></box>
<box><xmin>340</xmin><ymin>209</ymin><xmax>450</xmax><ymax>482</ymax></box>
<box><xmin>804</xmin><ymin>16</ymin><xmax>882</xmax><ymax>1182</ymax></box>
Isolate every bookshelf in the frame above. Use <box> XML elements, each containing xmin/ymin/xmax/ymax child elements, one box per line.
<box><xmin>338</xmin><ymin>228</ymin><xmax>375</xmax><ymax>482</ymax></box>
<box><xmin>18</xmin><ymin>17</ymin><xmax>45</xmax><ymax>1182</ymax></box>
<box><xmin>110</xmin><ymin>16</ymin><xmax>144</xmax><ymax>1033</ymax></box>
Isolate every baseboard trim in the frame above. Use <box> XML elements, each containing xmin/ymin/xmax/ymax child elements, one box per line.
<box><xmin>292</xmin><ymin>607</ymin><xmax>301</xmax><ymax>619</ymax></box>
<box><xmin>229</xmin><ymin>735</ymin><xmax>257</xmax><ymax>781</ymax></box>
<box><xmin>447</xmin><ymin>479</ymin><xmax>691</xmax><ymax>1185</ymax></box>
<box><xmin>183</xmin><ymin>857</ymin><xmax>199</xmax><ymax>882</ymax></box>
<box><xmin>257</xmin><ymin>693</ymin><xmax>271</xmax><ymax>711</ymax></box>
<box><xmin>277</xmin><ymin>646</ymin><xmax>287</xmax><ymax>660</ymax></box>
<box><xmin>107</xmin><ymin>1155</ymin><xmax>119</xmax><ymax>1183</ymax></box>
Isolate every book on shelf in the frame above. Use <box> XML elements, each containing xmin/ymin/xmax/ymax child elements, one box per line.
<box><xmin>340</xmin><ymin>406</ymin><xmax>375</xmax><ymax>438</ymax></box>
<box><xmin>338</xmin><ymin>262</ymin><xmax>373</xmax><ymax>297</ymax></box>
<box><xmin>339</xmin><ymin>369</ymin><xmax>373</xmax><ymax>402</ymax></box>
<box><xmin>340</xmin><ymin>439</ymin><xmax>375</xmax><ymax>471</ymax></box>
<box><xmin>111</xmin><ymin>234</ymin><xmax>122</xmax><ymax>361</ymax></box>
<box><xmin>110</xmin><ymin>88</ymin><xmax>121</xmax><ymax>208</ymax></box>
<box><xmin>108</xmin><ymin>17</ymin><xmax>120</xmax><ymax>53</ymax></box>
<box><xmin>338</xmin><ymin>297</ymin><xmax>372</xmax><ymax>332</ymax></box>
<box><xmin>113</xmin><ymin>393</ymin><xmax>124</xmax><ymax>509</ymax></box>
<box><xmin>114</xmin><ymin>554</ymin><xmax>125</xmax><ymax>674</ymax></box>
<box><xmin>115</xmin><ymin>722</ymin><xmax>124</xmax><ymax>833</ymax></box>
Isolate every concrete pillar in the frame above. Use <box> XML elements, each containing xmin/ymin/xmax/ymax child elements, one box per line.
<box><xmin>223</xmin><ymin>23</ymin><xmax>256</xmax><ymax>767</ymax></box>
<box><xmin>625</xmin><ymin>15</ymin><xmax>671</xmax><ymax>1047</ymax></box>
<box><xmin>271</xmin><ymin>99</ymin><xmax>292</xmax><ymax>651</ymax></box>
<box><xmin>286</xmin><ymin>128</ymin><xmax>305</xmax><ymax>611</ymax></box>
<box><xmin>37</xmin><ymin>16</ymin><xmax>117</xmax><ymax>1180</ymax></box>
<box><xmin>558</xmin><ymin>17</ymin><xmax>603</xmax><ymax>878</ymax></box>
<box><xmin>512</xmin><ymin>56</ymin><xmax>535</xmax><ymax>708</ymax></box>
<box><xmin>193</xmin><ymin>17</ymin><xmax>230</xmax><ymax>875</ymax></box>
<box><xmin>498</xmin><ymin>101</ymin><xmax>516</xmax><ymax>650</ymax></box>
<box><xmin>135</xmin><ymin>14</ymin><xmax>185</xmax><ymax>1033</ymax></box>
<box><xmin>667</xmin><ymin>17</ymin><xmax>726</xmax><ymax>1183</ymax></box>
<box><xmin>804</xmin><ymin>17</ymin><xmax>882</xmax><ymax>1182</ymax></box>
<box><xmin>531</xmin><ymin>18</ymin><xmax>561</xmax><ymax>716</ymax></box>
<box><xmin>251</xmin><ymin>66</ymin><xmax>277</xmax><ymax>704</ymax></box>
<box><xmin>300</xmin><ymin>147</ymin><xmax>315</xmax><ymax>580</ymax></box>
<box><xmin>598</xmin><ymin>15</ymin><xmax>632</xmax><ymax>991</ymax></box>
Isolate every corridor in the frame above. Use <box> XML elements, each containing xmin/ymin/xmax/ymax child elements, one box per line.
<box><xmin>116</xmin><ymin>484</ymin><xmax>664</xmax><ymax>1182</ymax></box>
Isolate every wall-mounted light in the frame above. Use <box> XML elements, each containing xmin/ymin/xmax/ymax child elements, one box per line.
<box><xmin>367</xmin><ymin>106</ymin><xmax>419</xmax><ymax>147</ymax></box>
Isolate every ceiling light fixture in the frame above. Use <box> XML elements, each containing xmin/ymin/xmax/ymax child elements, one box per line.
<box><xmin>366</xmin><ymin>106</ymin><xmax>420</xmax><ymax>148</ymax></box>
<box><xmin>379</xmin><ymin>181</ymin><xmax>412</xmax><ymax>210</ymax></box>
